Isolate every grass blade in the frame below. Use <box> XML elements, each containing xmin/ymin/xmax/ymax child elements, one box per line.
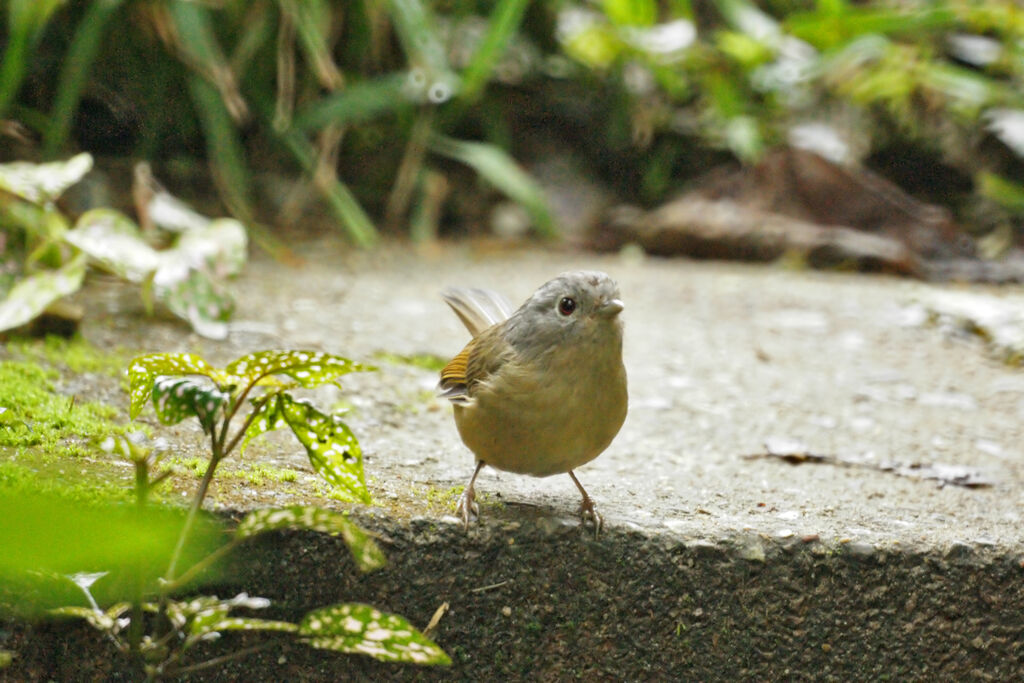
<box><xmin>292</xmin><ymin>74</ymin><xmax>409</xmax><ymax>131</ymax></box>
<box><xmin>0</xmin><ymin>0</ymin><xmax>64</xmax><ymax>117</ymax></box>
<box><xmin>429</xmin><ymin>134</ymin><xmax>557</xmax><ymax>238</ymax></box>
<box><xmin>272</xmin><ymin>115</ymin><xmax>379</xmax><ymax>246</ymax></box>
<box><xmin>42</xmin><ymin>0</ymin><xmax>127</xmax><ymax>156</ymax></box>
<box><xmin>187</xmin><ymin>76</ymin><xmax>253</xmax><ymax>223</ymax></box>
<box><xmin>459</xmin><ymin>0</ymin><xmax>531</xmax><ymax>101</ymax></box>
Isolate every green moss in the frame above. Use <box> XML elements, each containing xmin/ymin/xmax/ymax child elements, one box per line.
<box><xmin>165</xmin><ymin>456</ymin><xmax>301</xmax><ymax>486</ymax></box>
<box><xmin>166</xmin><ymin>456</ymin><xmax>209</xmax><ymax>478</ymax></box>
<box><xmin>0</xmin><ymin>460</ymin><xmax>133</xmax><ymax>505</ymax></box>
<box><xmin>9</xmin><ymin>334</ymin><xmax>130</xmax><ymax>376</ymax></box>
<box><xmin>424</xmin><ymin>485</ymin><xmax>462</xmax><ymax>508</ymax></box>
<box><xmin>241</xmin><ymin>463</ymin><xmax>299</xmax><ymax>485</ymax></box>
<box><xmin>0</xmin><ymin>360</ymin><xmax>130</xmax><ymax>457</ymax></box>
<box><xmin>219</xmin><ymin>463</ymin><xmax>300</xmax><ymax>485</ymax></box>
<box><xmin>372</xmin><ymin>350</ymin><xmax>448</xmax><ymax>372</ymax></box>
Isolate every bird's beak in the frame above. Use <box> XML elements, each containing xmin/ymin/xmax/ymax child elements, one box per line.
<box><xmin>597</xmin><ymin>298</ymin><xmax>624</xmax><ymax>318</ymax></box>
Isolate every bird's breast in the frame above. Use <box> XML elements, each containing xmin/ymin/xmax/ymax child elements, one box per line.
<box><xmin>454</xmin><ymin>342</ymin><xmax>627</xmax><ymax>476</ymax></box>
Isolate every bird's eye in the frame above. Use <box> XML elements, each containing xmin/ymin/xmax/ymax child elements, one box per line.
<box><xmin>558</xmin><ymin>297</ymin><xmax>576</xmax><ymax>316</ymax></box>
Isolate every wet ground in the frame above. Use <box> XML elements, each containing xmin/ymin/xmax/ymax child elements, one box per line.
<box><xmin>9</xmin><ymin>239</ymin><xmax>1024</xmax><ymax>678</ymax></box>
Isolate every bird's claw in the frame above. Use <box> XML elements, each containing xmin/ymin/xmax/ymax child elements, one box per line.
<box><xmin>578</xmin><ymin>496</ymin><xmax>604</xmax><ymax>537</ymax></box>
<box><xmin>456</xmin><ymin>487</ymin><xmax>479</xmax><ymax>530</ymax></box>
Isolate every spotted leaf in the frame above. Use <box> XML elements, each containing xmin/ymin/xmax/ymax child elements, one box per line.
<box><xmin>225</xmin><ymin>350</ymin><xmax>373</xmax><ymax>387</ymax></box>
<box><xmin>49</xmin><ymin>602</ymin><xmax>131</xmax><ymax>633</ymax></box>
<box><xmin>128</xmin><ymin>353</ymin><xmax>221</xmax><ymax>419</ymax></box>
<box><xmin>238</xmin><ymin>394</ymin><xmax>288</xmax><ymax>455</ymax></box>
<box><xmin>279</xmin><ymin>395</ymin><xmax>369</xmax><ymax>504</ymax></box>
<box><xmin>0</xmin><ymin>254</ymin><xmax>86</xmax><ymax>333</ymax></box>
<box><xmin>235</xmin><ymin>506</ymin><xmax>385</xmax><ymax>572</ymax></box>
<box><xmin>0</xmin><ymin>153</ymin><xmax>93</xmax><ymax>205</ymax></box>
<box><xmin>151</xmin><ymin>377</ymin><xmax>227</xmax><ymax>430</ymax></box>
<box><xmin>184</xmin><ymin>597</ymin><xmax>296</xmax><ymax>644</ymax></box>
<box><xmin>299</xmin><ymin>603</ymin><xmax>450</xmax><ymax>665</ymax></box>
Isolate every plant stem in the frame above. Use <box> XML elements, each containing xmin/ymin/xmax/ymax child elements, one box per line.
<box><xmin>216</xmin><ymin>379</ymin><xmax>258</xmax><ymax>456</ymax></box>
<box><xmin>164</xmin><ymin>430</ymin><xmax>222</xmax><ymax>584</ymax></box>
<box><xmin>161</xmin><ymin>539</ymin><xmax>240</xmax><ymax>593</ymax></box>
<box><xmin>128</xmin><ymin>458</ymin><xmax>149</xmax><ymax>657</ymax></box>
<box><xmin>164</xmin><ymin>378</ymin><xmax>264</xmax><ymax>585</ymax></box>
<box><xmin>221</xmin><ymin>397</ymin><xmax>266</xmax><ymax>458</ymax></box>
<box><xmin>166</xmin><ymin>641</ymin><xmax>279</xmax><ymax>676</ymax></box>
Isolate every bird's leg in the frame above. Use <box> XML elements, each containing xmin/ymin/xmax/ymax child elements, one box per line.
<box><xmin>456</xmin><ymin>461</ymin><xmax>485</xmax><ymax>530</ymax></box>
<box><xmin>568</xmin><ymin>470</ymin><xmax>603</xmax><ymax>536</ymax></box>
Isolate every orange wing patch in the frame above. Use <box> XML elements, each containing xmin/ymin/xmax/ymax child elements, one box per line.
<box><xmin>439</xmin><ymin>338</ymin><xmax>475</xmax><ymax>402</ymax></box>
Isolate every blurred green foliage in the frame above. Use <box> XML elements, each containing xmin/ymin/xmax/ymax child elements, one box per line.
<box><xmin>2</xmin><ymin>0</ymin><xmax>1024</xmax><ymax>241</ymax></box>
<box><xmin>0</xmin><ymin>489</ymin><xmax>222</xmax><ymax>615</ymax></box>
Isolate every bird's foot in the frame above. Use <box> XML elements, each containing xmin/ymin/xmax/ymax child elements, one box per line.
<box><xmin>577</xmin><ymin>495</ymin><xmax>604</xmax><ymax>537</ymax></box>
<box><xmin>456</xmin><ymin>486</ymin><xmax>479</xmax><ymax>530</ymax></box>
<box><xmin>568</xmin><ymin>470</ymin><xmax>603</xmax><ymax>537</ymax></box>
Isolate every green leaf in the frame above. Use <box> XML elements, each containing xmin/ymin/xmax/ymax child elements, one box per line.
<box><xmin>977</xmin><ymin>171</ymin><xmax>1024</xmax><ymax>213</ymax></box>
<box><xmin>429</xmin><ymin>134</ymin><xmax>557</xmax><ymax>237</ymax></box>
<box><xmin>0</xmin><ymin>153</ymin><xmax>93</xmax><ymax>205</ymax></box>
<box><xmin>239</xmin><ymin>394</ymin><xmax>369</xmax><ymax>502</ymax></box>
<box><xmin>459</xmin><ymin>0</ymin><xmax>531</xmax><ymax>101</ymax></box>
<box><xmin>561</xmin><ymin>23</ymin><xmax>623</xmax><ymax>70</ymax></box>
<box><xmin>0</xmin><ymin>254</ymin><xmax>86</xmax><ymax>333</ymax></box>
<box><xmin>49</xmin><ymin>602</ymin><xmax>132</xmax><ymax>632</ymax></box>
<box><xmin>150</xmin><ymin>376</ymin><xmax>228</xmax><ymax>430</ymax></box>
<box><xmin>0</xmin><ymin>0</ymin><xmax>65</xmax><ymax>118</ymax></box>
<box><xmin>196</xmin><ymin>615</ymin><xmax>299</xmax><ymax>634</ymax></box>
<box><xmin>239</xmin><ymin>394</ymin><xmax>288</xmax><ymax>455</ymax></box>
<box><xmin>187</xmin><ymin>75</ymin><xmax>254</xmax><ymax>223</ymax></box>
<box><xmin>299</xmin><ymin>603</ymin><xmax>450</xmax><ymax>665</ymax></box>
<box><xmin>225</xmin><ymin>350</ymin><xmax>373</xmax><ymax>386</ymax></box>
<box><xmin>235</xmin><ymin>506</ymin><xmax>385</xmax><ymax>572</ymax></box>
<box><xmin>282</xmin><ymin>395</ymin><xmax>369</xmax><ymax>503</ymax></box>
<box><xmin>151</xmin><ymin>256</ymin><xmax>234</xmax><ymax>340</ymax></box>
<box><xmin>173</xmin><ymin>218</ymin><xmax>248</xmax><ymax>278</ymax></box>
<box><xmin>176</xmin><ymin>593</ymin><xmax>296</xmax><ymax>643</ymax></box>
<box><xmin>42</xmin><ymin>0</ymin><xmax>126</xmax><ymax>156</ymax></box>
<box><xmin>65</xmin><ymin>209</ymin><xmax>159</xmax><ymax>282</ymax></box>
<box><xmin>386</xmin><ymin>0</ymin><xmax>450</xmax><ymax>76</ymax></box>
<box><xmin>292</xmin><ymin>74</ymin><xmax>410</xmax><ymax>131</ymax></box>
<box><xmin>278</xmin><ymin>0</ymin><xmax>342</xmax><ymax>90</ymax></box>
<box><xmin>0</xmin><ymin>492</ymin><xmax>222</xmax><ymax>613</ymax></box>
<box><xmin>272</xmin><ymin>123</ymin><xmax>379</xmax><ymax>247</ymax></box>
<box><xmin>786</xmin><ymin>5</ymin><xmax>956</xmax><ymax>50</ymax></box>
<box><xmin>603</xmin><ymin>0</ymin><xmax>657</xmax><ymax>27</ymax></box>
<box><xmin>128</xmin><ymin>353</ymin><xmax>221</xmax><ymax>419</ymax></box>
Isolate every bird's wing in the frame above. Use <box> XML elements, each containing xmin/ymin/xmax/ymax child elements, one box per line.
<box><xmin>441</xmin><ymin>287</ymin><xmax>513</xmax><ymax>337</ymax></box>
<box><xmin>439</xmin><ymin>339</ymin><xmax>474</xmax><ymax>403</ymax></box>
<box><xmin>438</xmin><ymin>326</ymin><xmax>512</xmax><ymax>405</ymax></box>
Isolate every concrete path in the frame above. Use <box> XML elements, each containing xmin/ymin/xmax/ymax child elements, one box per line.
<box><xmin>44</xmin><ymin>240</ymin><xmax>1024</xmax><ymax>678</ymax></box>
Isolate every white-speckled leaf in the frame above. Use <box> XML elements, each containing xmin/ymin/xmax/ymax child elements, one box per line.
<box><xmin>235</xmin><ymin>506</ymin><xmax>385</xmax><ymax>572</ymax></box>
<box><xmin>65</xmin><ymin>209</ymin><xmax>160</xmax><ymax>282</ymax></box>
<box><xmin>186</xmin><ymin>603</ymin><xmax>296</xmax><ymax>640</ymax></box>
<box><xmin>0</xmin><ymin>254</ymin><xmax>86</xmax><ymax>332</ymax></box>
<box><xmin>150</xmin><ymin>376</ymin><xmax>227</xmax><ymax>429</ymax></box>
<box><xmin>164</xmin><ymin>593</ymin><xmax>293</xmax><ymax>646</ymax></box>
<box><xmin>174</xmin><ymin>218</ymin><xmax>248</xmax><ymax>278</ymax></box>
<box><xmin>128</xmin><ymin>353</ymin><xmax>221</xmax><ymax>419</ymax></box>
<box><xmin>299</xmin><ymin>603</ymin><xmax>450</xmax><ymax>665</ymax></box>
<box><xmin>49</xmin><ymin>602</ymin><xmax>132</xmax><ymax>633</ymax></box>
<box><xmin>152</xmin><ymin>253</ymin><xmax>233</xmax><ymax>339</ymax></box>
<box><xmin>225</xmin><ymin>350</ymin><xmax>372</xmax><ymax>387</ymax></box>
<box><xmin>238</xmin><ymin>394</ymin><xmax>288</xmax><ymax>455</ymax></box>
<box><xmin>196</xmin><ymin>616</ymin><xmax>299</xmax><ymax>634</ymax></box>
<box><xmin>0</xmin><ymin>153</ymin><xmax>93</xmax><ymax>204</ymax></box>
<box><xmin>280</xmin><ymin>395</ymin><xmax>369</xmax><ymax>503</ymax></box>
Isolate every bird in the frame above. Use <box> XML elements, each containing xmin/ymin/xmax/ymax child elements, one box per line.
<box><xmin>438</xmin><ymin>270</ymin><xmax>628</xmax><ymax>533</ymax></box>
